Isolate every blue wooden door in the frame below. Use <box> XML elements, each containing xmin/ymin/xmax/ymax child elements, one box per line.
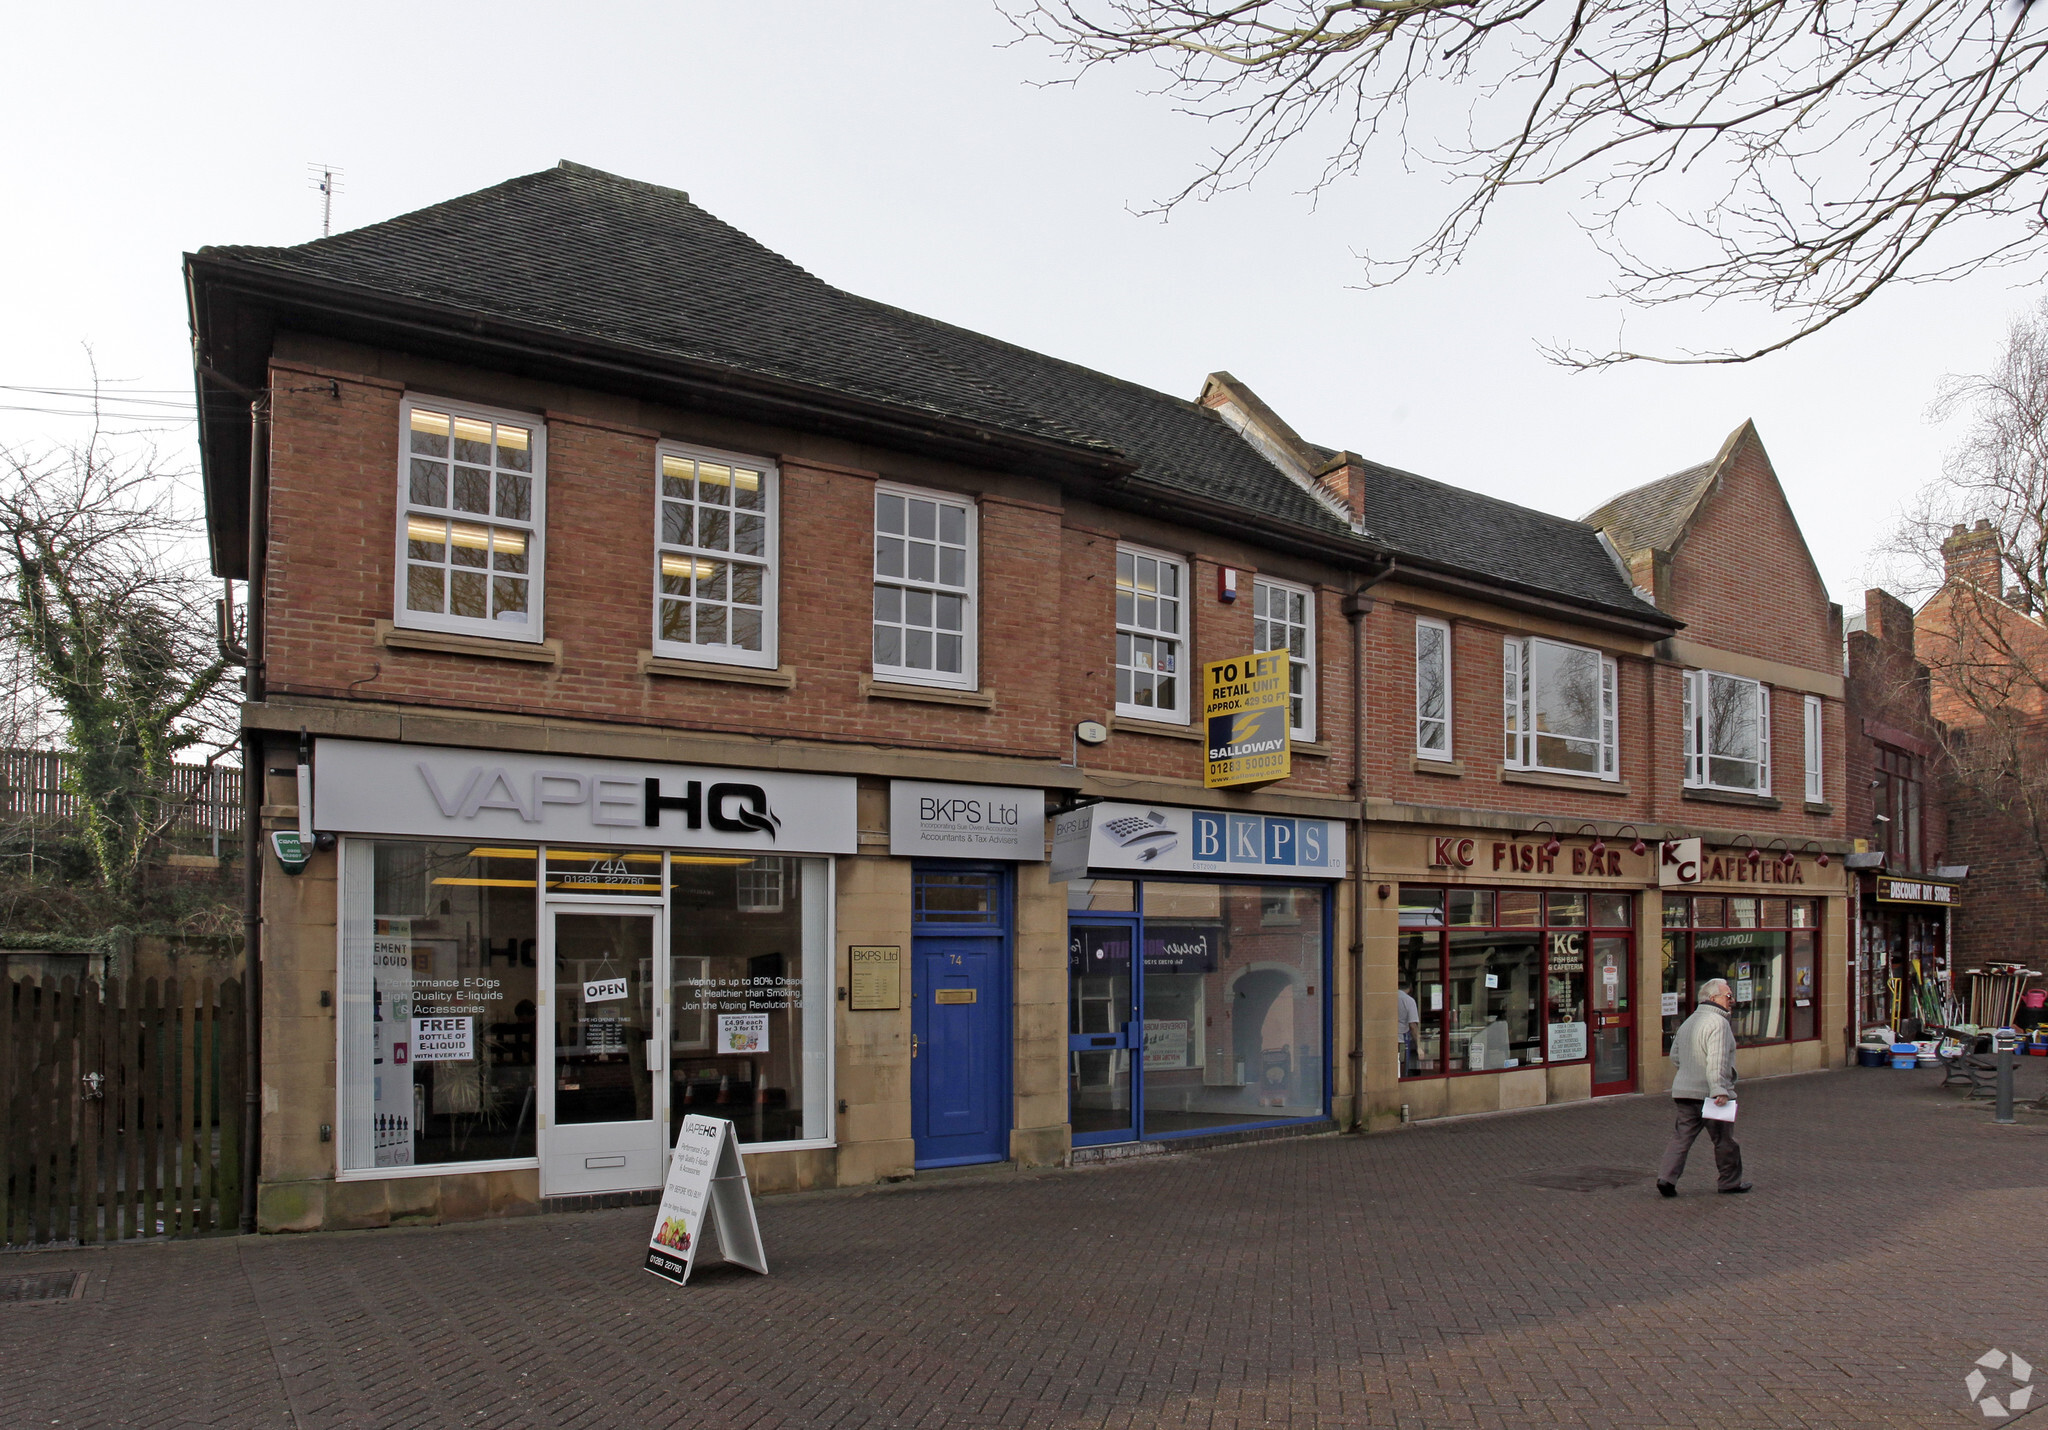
<box><xmin>912</xmin><ymin>934</ymin><xmax>1008</xmax><ymax>1166</ymax></box>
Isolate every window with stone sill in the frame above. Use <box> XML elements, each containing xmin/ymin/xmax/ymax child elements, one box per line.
<box><xmin>1804</xmin><ymin>694</ymin><xmax>1824</xmax><ymax>803</ymax></box>
<box><xmin>396</xmin><ymin>397</ymin><xmax>545</xmax><ymax>642</ymax></box>
<box><xmin>1504</xmin><ymin>637</ymin><xmax>1618</xmax><ymax>779</ymax></box>
<box><xmin>1682</xmin><ymin>669</ymin><xmax>1771</xmax><ymax>795</ymax></box>
<box><xmin>873</xmin><ymin>484</ymin><xmax>977</xmax><ymax>690</ymax></box>
<box><xmin>1416</xmin><ymin>617</ymin><xmax>1452</xmax><ymax>760</ymax></box>
<box><xmin>1116</xmin><ymin>545</ymin><xmax>1188</xmax><ymax>722</ymax></box>
<box><xmin>654</xmin><ymin>445</ymin><xmax>777</xmax><ymax>669</ymax></box>
<box><xmin>1252</xmin><ymin>577</ymin><xmax>1316</xmax><ymax>740</ymax></box>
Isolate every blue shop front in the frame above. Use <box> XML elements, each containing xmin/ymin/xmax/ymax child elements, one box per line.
<box><xmin>1050</xmin><ymin>802</ymin><xmax>1348</xmax><ymax>1148</ymax></box>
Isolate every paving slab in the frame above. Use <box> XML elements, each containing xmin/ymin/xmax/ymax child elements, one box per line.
<box><xmin>4</xmin><ymin>1060</ymin><xmax>2046</xmax><ymax>1429</ymax></box>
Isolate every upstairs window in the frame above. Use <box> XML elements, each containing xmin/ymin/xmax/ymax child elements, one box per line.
<box><xmin>655</xmin><ymin>447</ymin><xmax>777</xmax><ymax>667</ymax></box>
<box><xmin>1804</xmin><ymin>694</ymin><xmax>1824</xmax><ymax>803</ymax></box>
<box><xmin>1253</xmin><ymin>577</ymin><xmax>1316</xmax><ymax>740</ymax></box>
<box><xmin>1682</xmin><ymin>670</ymin><xmax>1771</xmax><ymax>794</ymax></box>
<box><xmin>397</xmin><ymin>398</ymin><xmax>544</xmax><ymax>640</ymax></box>
<box><xmin>1415</xmin><ymin>617</ymin><xmax>1452</xmax><ymax>759</ymax></box>
<box><xmin>1115</xmin><ymin>546</ymin><xmax>1188</xmax><ymax>721</ymax></box>
<box><xmin>873</xmin><ymin>485</ymin><xmax>976</xmax><ymax>688</ymax></box>
<box><xmin>1873</xmin><ymin>744</ymin><xmax>1923</xmax><ymax>871</ymax></box>
<box><xmin>1504</xmin><ymin>637</ymin><xmax>1618</xmax><ymax>779</ymax></box>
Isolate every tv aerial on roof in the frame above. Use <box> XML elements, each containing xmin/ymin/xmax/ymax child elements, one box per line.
<box><xmin>308</xmin><ymin>162</ymin><xmax>345</xmax><ymax>237</ymax></box>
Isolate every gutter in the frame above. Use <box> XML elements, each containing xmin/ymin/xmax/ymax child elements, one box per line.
<box><xmin>238</xmin><ymin>383</ymin><xmax>269</xmax><ymax>1235</ymax></box>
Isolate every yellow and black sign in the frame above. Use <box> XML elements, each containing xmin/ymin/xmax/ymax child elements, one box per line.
<box><xmin>1202</xmin><ymin>651</ymin><xmax>1292</xmax><ymax>788</ymax></box>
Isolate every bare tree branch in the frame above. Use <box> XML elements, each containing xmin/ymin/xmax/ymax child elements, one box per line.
<box><xmin>1004</xmin><ymin>0</ymin><xmax>2048</xmax><ymax>365</ymax></box>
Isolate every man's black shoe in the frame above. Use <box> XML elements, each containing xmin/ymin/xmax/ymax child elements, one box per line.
<box><xmin>1656</xmin><ymin>1181</ymin><xmax>1677</xmax><ymax>1198</ymax></box>
<box><xmin>1718</xmin><ymin>1183</ymin><xmax>1754</xmax><ymax>1194</ymax></box>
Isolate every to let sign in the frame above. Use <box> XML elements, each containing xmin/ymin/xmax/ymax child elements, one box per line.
<box><xmin>1202</xmin><ymin>652</ymin><xmax>1291</xmax><ymax>788</ymax></box>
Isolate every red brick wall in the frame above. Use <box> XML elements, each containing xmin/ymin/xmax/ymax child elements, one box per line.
<box><xmin>1663</xmin><ymin>432</ymin><xmax>1837</xmax><ymax>673</ymax></box>
<box><xmin>1944</xmin><ymin>785</ymin><xmax>2048</xmax><ymax>976</ymax></box>
<box><xmin>1368</xmin><ymin>602</ymin><xmax>1844</xmax><ymax>843</ymax></box>
<box><xmin>260</xmin><ymin>364</ymin><xmax>1373</xmax><ymax>797</ymax></box>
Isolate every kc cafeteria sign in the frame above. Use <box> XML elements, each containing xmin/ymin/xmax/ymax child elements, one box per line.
<box><xmin>1203</xmin><ymin>651</ymin><xmax>1291</xmax><ymax>788</ymax></box>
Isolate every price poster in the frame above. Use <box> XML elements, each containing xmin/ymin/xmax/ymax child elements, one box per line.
<box><xmin>719</xmin><ymin>1013</ymin><xmax>769</xmax><ymax>1053</ymax></box>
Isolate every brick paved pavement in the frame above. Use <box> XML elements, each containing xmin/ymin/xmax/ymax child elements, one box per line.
<box><xmin>6</xmin><ymin>1062</ymin><xmax>2048</xmax><ymax>1430</ymax></box>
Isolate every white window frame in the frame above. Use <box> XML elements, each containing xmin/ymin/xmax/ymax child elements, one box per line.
<box><xmin>393</xmin><ymin>394</ymin><xmax>547</xmax><ymax>643</ymax></box>
<box><xmin>1804</xmin><ymin>694</ymin><xmax>1824</xmax><ymax>804</ymax></box>
<box><xmin>1415</xmin><ymin>617</ymin><xmax>1452</xmax><ymax>760</ymax></box>
<box><xmin>1114</xmin><ymin>543</ymin><xmax>1190</xmax><ymax>723</ymax></box>
<box><xmin>1253</xmin><ymin>576</ymin><xmax>1317</xmax><ymax>741</ymax></box>
<box><xmin>871</xmin><ymin>482</ymin><xmax>978</xmax><ymax>690</ymax></box>
<box><xmin>1504</xmin><ymin>637</ymin><xmax>1619</xmax><ymax>781</ymax></box>
<box><xmin>651</xmin><ymin>443</ymin><xmax>779</xmax><ymax>669</ymax></box>
<box><xmin>737</xmin><ymin>859</ymin><xmax>786</xmax><ymax>913</ymax></box>
<box><xmin>1682</xmin><ymin>669</ymin><xmax>1772</xmax><ymax>795</ymax></box>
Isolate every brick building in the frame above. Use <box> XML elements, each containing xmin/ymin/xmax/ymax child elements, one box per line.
<box><xmin>1842</xmin><ymin>589</ymin><xmax>1958</xmax><ymax>1032</ymax></box>
<box><xmin>1904</xmin><ymin>521</ymin><xmax>2048</xmax><ymax>994</ymax></box>
<box><xmin>187</xmin><ymin>162</ymin><xmax>1852</xmax><ymax>1232</ymax></box>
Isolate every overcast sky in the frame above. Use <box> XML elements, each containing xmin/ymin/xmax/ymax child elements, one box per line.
<box><xmin>5</xmin><ymin>2</ymin><xmax>2039</xmax><ymax>616</ymax></box>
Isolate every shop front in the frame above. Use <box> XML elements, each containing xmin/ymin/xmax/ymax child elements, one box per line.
<box><xmin>1853</xmin><ymin>871</ymin><xmax>1958</xmax><ymax>1033</ymax></box>
<box><xmin>1370</xmin><ymin>823</ymin><xmax>1848</xmax><ymax>1123</ymax></box>
<box><xmin>1656</xmin><ymin>841</ymin><xmax>1848</xmax><ymax>1077</ymax></box>
<box><xmin>1050</xmin><ymin>802</ymin><xmax>1346</xmax><ymax>1146</ymax></box>
<box><xmin>887</xmin><ymin>780</ymin><xmax>1045</xmax><ymax>1170</ymax></box>
<box><xmin>312</xmin><ymin>740</ymin><xmax>856</xmax><ymax>1204</ymax></box>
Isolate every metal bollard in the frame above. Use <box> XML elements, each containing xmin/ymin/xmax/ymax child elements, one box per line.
<box><xmin>1995</xmin><ymin>1032</ymin><xmax>2017</xmax><ymax>1125</ymax></box>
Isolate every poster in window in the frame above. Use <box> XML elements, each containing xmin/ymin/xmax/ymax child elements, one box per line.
<box><xmin>719</xmin><ymin>1013</ymin><xmax>769</xmax><ymax>1054</ymax></box>
<box><xmin>1547</xmin><ymin>1022</ymin><xmax>1588</xmax><ymax>1061</ymax></box>
<box><xmin>411</xmin><ymin>1016</ymin><xmax>474</xmax><ymax>1062</ymax></box>
<box><xmin>371</xmin><ymin>917</ymin><xmax>415</xmax><ymax>1167</ymax></box>
<box><xmin>1143</xmin><ymin>1019</ymin><xmax>1190</xmax><ymax>1070</ymax></box>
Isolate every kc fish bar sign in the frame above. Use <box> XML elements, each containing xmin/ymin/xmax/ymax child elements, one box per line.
<box><xmin>313</xmin><ymin>740</ymin><xmax>858</xmax><ymax>854</ymax></box>
<box><xmin>1203</xmin><ymin>651</ymin><xmax>1291</xmax><ymax>788</ymax></box>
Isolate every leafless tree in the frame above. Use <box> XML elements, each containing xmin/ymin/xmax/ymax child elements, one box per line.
<box><xmin>1886</xmin><ymin>298</ymin><xmax>2048</xmax><ymax>896</ymax></box>
<box><xmin>0</xmin><ymin>418</ymin><xmax>236</xmax><ymax>907</ymax></box>
<box><xmin>1004</xmin><ymin>0</ymin><xmax>2048</xmax><ymax>366</ymax></box>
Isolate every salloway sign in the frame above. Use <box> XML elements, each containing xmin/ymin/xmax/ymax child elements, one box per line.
<box><xmin>313</xmin><ymin>740</ymin><xmax>858</xmax><ymax>854</ymax></box>
<box><xmin>1202</xmin><ymin>652</ymin><xmax>1291</xmax><ymax>788</ymax></box>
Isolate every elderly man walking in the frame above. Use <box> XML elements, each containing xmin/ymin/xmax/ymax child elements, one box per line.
<box><xmin>1657</xmin><ymin>978</ymin><xmax>1751</xmax><ymax>1197</ymax></box>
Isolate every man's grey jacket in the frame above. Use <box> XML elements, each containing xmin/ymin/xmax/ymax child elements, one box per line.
<box><xmin>1669</xmin><ymin>1002</ymin><xmax>1737</xmax><ymax>1101</ymax></box>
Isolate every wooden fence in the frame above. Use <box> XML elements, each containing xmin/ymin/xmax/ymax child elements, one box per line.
<box><xmin>0</xmin><ymin>749</ymin><xmax>243</xmax><ymax>840</ymax></box>
<box><xmin>1</xmin><ymin>974</ymin><xmax>244</xmax><ymax>1245</ymax></box>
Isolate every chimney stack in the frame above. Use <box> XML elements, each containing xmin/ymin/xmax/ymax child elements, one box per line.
<box><xmin>1942</xmin><ymin>518</ymin><xmax>2002</xmax><ymax>592</ymax></box>
<box><xmin>1314</xmin><ymin>451</ymin><xmax>1368</xmax><ymax>528</ymax></box>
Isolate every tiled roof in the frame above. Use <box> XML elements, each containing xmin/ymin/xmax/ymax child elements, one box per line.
<box><xmin>196</xmin><ymin>161</ymin><xmax>1667</xmax><ymax>624</ymax></box>
<box><xmin>1582</xmin><ymin>460</ymin><xmax>1719</xmax><ymax>560</ymax></box>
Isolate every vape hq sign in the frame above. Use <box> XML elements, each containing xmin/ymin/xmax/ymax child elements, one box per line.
<box><xmin>313</xmin><ymin>740</ymin><xmax>858</xmax><ymax>854</ymax></box>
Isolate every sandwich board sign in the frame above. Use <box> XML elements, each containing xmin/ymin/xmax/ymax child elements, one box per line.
<box><xmin>1202</xmin><ymin>651</ymin><xmax>1291</xmax><ymax>788</ymax></box>
<box><xmin>645</xmin><ymin>1114</ymin><xmax>769</xmax><ymax>1286</ymax></box>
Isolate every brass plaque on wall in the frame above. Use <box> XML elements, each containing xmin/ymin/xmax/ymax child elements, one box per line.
<box><xmin>848</xmin><ymin>945</ymin><xmax>902</xmax><ymax>1010</ymax></box>
<box><xmin>933</xmin><ymin>989</ymin><xmax>978</xmax><ymax>1005</ymax></box>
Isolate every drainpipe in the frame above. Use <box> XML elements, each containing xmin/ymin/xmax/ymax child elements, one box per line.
<box><xmin>239</xmin><ymin>387</ymin><xmax>270</xmax><ymax>1235</ymax></box>
<box><xmin>1340</xmin><ymin>579</ymin><xmax>1382</xmax><ymax>1132</ymax></box>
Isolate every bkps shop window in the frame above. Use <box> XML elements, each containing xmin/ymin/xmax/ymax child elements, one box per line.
<box><xmin>338</xmin><ymin>841</ymin><xmax>540</xmax><ymax>1173</ymax></box>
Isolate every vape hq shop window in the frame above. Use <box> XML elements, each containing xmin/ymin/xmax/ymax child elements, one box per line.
<box><xmin>1661</xmin><ymin>896</ymin><xmax>1820</xmax><ymax>1051</ymax></box>
<box><xmin>1398</xmin><ymin>888</ymin><xmax>1631</xmax><ymax>1076</ymax></box>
